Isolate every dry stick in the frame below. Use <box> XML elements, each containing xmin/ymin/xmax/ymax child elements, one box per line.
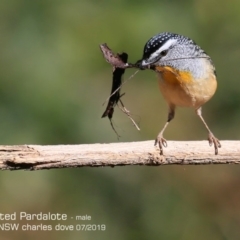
<box><xmin>109</xmin><ymin>118</ymin><xmax>121</xmax><ymax>139</ymax></box>
<box><xmin>101</xmin><ymin>52</ymin><xmax>128</xmax><ymax>117</ymax></box>
<box><xmin>118</xmin><ymin>99</ymin><xmax>140</xmax><ymax>131</ymax></box>
<box><xmin>100</xmin><ymin>43</ymin><xmax>139</xmax><ymax>106</ymax></box>
<box><xmin>102</xmin><ymin>69</ymin><xmax>139</xmax><ymax>106</ymax></box>
<box><xmin>0</xmin><ymin>141</ymin><xmax>240</xmax><ymax>170</ymax></box>
<box><xmin>100</xmin><ymin>43</ymin><xmax>140</xmax><ymax>133</ymax></box>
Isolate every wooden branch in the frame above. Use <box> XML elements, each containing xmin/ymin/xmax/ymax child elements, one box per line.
<box><xmin>0</xmin><ymin>141</ymin><xmax>239</xmax><ymax>170</ymax></box>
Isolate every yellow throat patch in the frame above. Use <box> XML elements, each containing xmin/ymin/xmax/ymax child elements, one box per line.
<box><xmin>155</xmin><ymin>66</ymin><xmax>193</xmax><ymax>85</ymax></box>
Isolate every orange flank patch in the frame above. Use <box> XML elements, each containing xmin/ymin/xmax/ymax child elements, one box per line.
<box><xmin>155</xmin><ymin>66</ymin><xmax>193</xmax><ymax>85</ymax></box>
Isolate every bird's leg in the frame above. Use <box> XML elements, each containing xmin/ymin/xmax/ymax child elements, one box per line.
<box><xmin>196</xmin><ymin>107</ymin><xmax>221</xmax><ymax>155</ymax></box>
<box><xmin>155</xmin><ymin>104</ymin><xmax>175</xmax><ymax>155</ymax></box>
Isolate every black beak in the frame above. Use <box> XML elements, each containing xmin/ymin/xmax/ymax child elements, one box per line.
<box><xmin>135</xmin><ymin>59</ymin><xmax>147</xmax><ymax>70</ymax></box>
<box><xmin>135</xmin><ymin>59</ymin><xmax>155</xmax><ymax>71</ymax></box>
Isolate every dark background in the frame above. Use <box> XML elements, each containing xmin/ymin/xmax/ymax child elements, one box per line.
<box><xmin>1</xmin><ymin>0</ymin><xmax>240</xmax><ymax>239</ymax></box>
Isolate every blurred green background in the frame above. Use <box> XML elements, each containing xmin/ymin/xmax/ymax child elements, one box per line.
<box><xmin>0</xmin><ymin>0</ymin><xmax>240</xmax><ymax>239</ymax></box>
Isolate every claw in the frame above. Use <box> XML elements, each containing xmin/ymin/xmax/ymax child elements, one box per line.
<box><xmin>154</xmin><ymin>134</ymin><xmax>168</xmax><ymax>155</ymax></box>
<box><xmin>208</xmin><ymin>132</ymin><xmax>221</xmax><ymax>155</ymax></box>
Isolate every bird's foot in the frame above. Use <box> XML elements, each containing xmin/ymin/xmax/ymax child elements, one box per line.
<box><xmin>208</xmin><ymin>132</ymin><xmax>221</xmax><ymax>155</ymax></box>
<box><xmin>154</xmin><ymin>133</ymin><xmax>168</xmax><ymax>155</ymax></box>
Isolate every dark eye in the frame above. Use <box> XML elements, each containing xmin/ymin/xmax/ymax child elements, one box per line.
<box><xmin>161</xmin><ymin>50</ymin><xmax>168</xmax><ymax>56</ymax></box>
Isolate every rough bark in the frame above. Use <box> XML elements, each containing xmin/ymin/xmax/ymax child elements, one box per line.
<box><xmin>0</xmin><ymin>141</ymin><xmax>239</xmax><ymax>170</ymax></box>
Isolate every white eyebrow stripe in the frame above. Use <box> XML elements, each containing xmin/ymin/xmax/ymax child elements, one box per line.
<box><xmin>149</xmin><ymin>39</ymin><xmax>177</xmax><ymax>61</ymax></box>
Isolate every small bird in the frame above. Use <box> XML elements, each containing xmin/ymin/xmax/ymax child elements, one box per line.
<box><xmin>138</xmin><ymin>32</ymin><xmax>221</xmax><ymax>155</ymax></box>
